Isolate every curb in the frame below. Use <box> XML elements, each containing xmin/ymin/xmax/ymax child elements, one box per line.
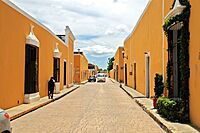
<box><xmin>109</xmin><ymin>78</ymin><xmax>116</xmax><ymax>83</ymax></box>
<box><xmin>10</xmin><ymin>100</ymin><xmax>52</xmax><ymax>121</ymax></box>
<box><xmin>80</xmin><ymin>80</ymin><xmax>88</xmax><ymax>85</ymax></box>
<box><xmin>54</xmin><ymin>86</ymin><xmax>79</xmax><ymax>101</ymax></box>
<box><xmin>120</xmin><ymin>85</ymin><xmax>173</xmax><ymax>133</ymax></box>
<box><xmin>134</xmin><ymin>99</ymin><xmax>173</xmax><ymax>133</ymax></box>
<box><xmin>120</xmin><ymin>86</ymin><xmax>134</xmax><ymax>99</ymax></box>
<box><xmin>10</xmin><ymin>86</ymin><xmax>79</xmax><ymax>121</ymax></box>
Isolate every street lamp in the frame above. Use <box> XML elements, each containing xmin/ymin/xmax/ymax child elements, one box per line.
<box><xmin>78</xmin><ymin>48</ymin><xmax>80</xmax><ymax>53</ymax></box>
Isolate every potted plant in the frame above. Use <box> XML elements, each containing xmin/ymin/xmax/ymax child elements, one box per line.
<box><xmin>153</xmin><ymin>73</ymin><xmax>164</xmax><ymax>108</ymax></box>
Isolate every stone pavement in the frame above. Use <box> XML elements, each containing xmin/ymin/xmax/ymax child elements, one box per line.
<box><xmin>11</xmin><ymin>79</ymin><xmax>164</xmax><ymax>133</ymax></box>
<box><xmin>110</xmin><ymin>79</ymin><xmax>200</xmax><ymax>133</ymax></box>
<box><xmin>6</xmin><ymin>85</ymin><xmax>79</xmax><ymax>121</ymax></box>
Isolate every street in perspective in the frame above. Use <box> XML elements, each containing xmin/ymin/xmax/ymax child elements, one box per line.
<box><xmin>11</xmin><ymin>80</ymin><xmax>164</xmax><ymax>133</ymax></box>
<box><xmin>1</xmin><ymin>0</ymin><xmax>200</xmax><ymax>133</ymax></box>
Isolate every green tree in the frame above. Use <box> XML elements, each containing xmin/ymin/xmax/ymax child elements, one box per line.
<box><xmin>107</xmin><ymin>57</ymin><xmax>114</xmax><ymax>72</ymax></box>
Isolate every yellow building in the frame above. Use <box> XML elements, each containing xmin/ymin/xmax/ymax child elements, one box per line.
<box><xmin>109</xmin><ymin>69</ymin><xmax>115</xmax><ymax>79</ymax></box>
<box><xmin>88</xmin><ymin>63</ymin><xmax>99</xmax><ymax>77</ymax></box>
<box><xmin>123</xmin><ymin>0</ymin><xmax>200</xmax><ymax>128</ymax></box>
<box><xmin>124</xmin><ymin>0</ymin><xmax>165</xmax><ymax>96</ymax></box>
<box><xmin>74</xmin><ymin>51</ymin><xmax>89</xmax><ymax>84</ymax></box>
<box><xmin>0</xmin><ymin>0</ymin><xmax>75</xmax><ymax>109</ymax></box>
<box><xmin>113</xmin><ymin>47</ymin><xmax>124</xmax><ymax>83</ymax></box>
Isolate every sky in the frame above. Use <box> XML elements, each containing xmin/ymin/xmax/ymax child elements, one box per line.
<box><xmin>10</xmin><ymin>0</ymin><xmax>149</xmax><ymax>69</ymax></box>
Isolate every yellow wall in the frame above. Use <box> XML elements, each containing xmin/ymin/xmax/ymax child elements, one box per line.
<box><xmin>113</xmin><ymin>47</ymin><xmax>124</xmax><ymax>83</ymax></box>
<box><xmin>95</xmin><ymin>65</ymin><xmax>99</xmax><ymax>72</ymax></box>
<box><xmin>74</xmin><ymin>55</ymin><xmax>80</xmax><ymax>83</ymax></box>
<box><xmin>109</xmin><ymin>69</ymin><xmax>114</xmax><ymax>79</ymax></box>
<box><xmin>0</xmin><ymin>1</ymin><xmax>74</xmax><ymax>109</ymax></box>
<box><xmin>124</xmin><ymin>0</ymin><xmax>200</xmax><ymax>128</ymax></box>
<box><xmin>67</xmin><ymin>34</ymin><xmax>74</xmax><ymax>87</ymax></box>
<box><xmin>124</xmin><ymin>0</ymin><xmax>164</xmax><ymax>96</ymax></box>
<box><xmin>189</xmin><ymin>0</ymin><xmax>200</xmax><ymax>128</ymax></box>
<box><xmin>163</xmin><ymin>0</ymin><xmax>200</xmax><ymax>128</ymax></box>
<box><xmin>124</xmin><ymin>37</ymin><xmax>131</xmax><ymax>86</ymax></box>
<box><xmin>74</xmin><ymin>53</ymin><xmax>88</xmax><ymax>83</ymax></box>
<box><xmin>80</xmin><ymin>53</ymin><xmax>89</xmax><ymax>82</ymax></box>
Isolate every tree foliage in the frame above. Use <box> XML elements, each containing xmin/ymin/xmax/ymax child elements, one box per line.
<box><xmin>154</xmin><ymin>74</ymin><xmax>164</xmax><ymax>98</ymax></box>
<box><xmin>163</xmin><ymin>0</ymin><xmax>190</xmax><ymax>122</ymax></box>
<box><xmin>107</xmin><ymin>57</ymin><xmax>114</xmax><ymax>72</ymax></box>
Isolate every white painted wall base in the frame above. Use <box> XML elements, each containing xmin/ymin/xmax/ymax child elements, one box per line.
<box><xmin>24</xmin><ymin>92</ymin><xmax>40</xmax><ymax>104</ymax></box>
<box><xmin>68</xmin><ymin>83</ymin><xmax>74</xmax><ymax>88</ymax></box>
<box><xmin>54</xmin><ymin>82</ymin><xmax>60</xmax><ymax>94</ymax></box>
<box><xmin>63</xmin><ymin>85</ymin><xmax>67</xmax><ymax>90</ymax></box>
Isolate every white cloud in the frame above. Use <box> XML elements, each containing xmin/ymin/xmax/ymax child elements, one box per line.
<box><xmin>10</xmin><ymin>0</ymin><xmax>149</xmax><ymax>68</ymax></box>
<box><xmin>82</xmin><ymin>45</ymin><xmax>115</xmax><ymax>57</ymax></box>
<box><xmin>116</xmin><ymin>24</ymin><xmax>128</xmax><ymax>33</ymax></box>
<box><xmin>105</xmin><ymin>24</ymin><xmax>129</xmax><ymax>36</ymax></box>
<box><xmin>105</xmin><ymin>29</ymin><xmax>114</xmax><ymax>36</ymax></box>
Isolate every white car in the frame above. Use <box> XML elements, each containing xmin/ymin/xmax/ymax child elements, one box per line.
<box><xmin>0</xmin><ymin>108</ymin><xmax>12</xmax><ymax>133</ymax></box>
<box><xmin>96</xmin><ymin>73</ymin><xmax>106</xmax><ymax>82</ymax></box>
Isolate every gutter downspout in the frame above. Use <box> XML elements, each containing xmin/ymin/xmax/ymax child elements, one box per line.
<box><xmin>162</xmin><ymin>0</ymin><xmax>165</xmax><ymax>81</ymax></box>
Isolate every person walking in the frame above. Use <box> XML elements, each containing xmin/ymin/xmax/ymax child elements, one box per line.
<box><xmin>48</xmin><ymin>77</ymin><xmax>55</xmax><ymax>99</ymax></box>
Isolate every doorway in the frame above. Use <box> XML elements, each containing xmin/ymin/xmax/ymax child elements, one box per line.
<box><xmin>116</xmin><ymin>65</ymin><xmax>118</xmax><ymax>82</ymax></box>
<box><xmin>64</xmin><ymin>61</ymin><xmax>67</xmax><ymax>86</ymax></box>
<box><xmin>70</xmin><ymin>63</ymin><xmax>72</xmax><ymax>84</ymax></box>
<box><xmin>168</xmin><ymin>30</ymin><xmax>180</xmax><ymax>98</ymax></box>
<box><xmin>134</xmin><ymin>63</ymin><xmax>136</xmax><ymax>90</ymax></box>
<box><xmin>25</xmin><ymin>45</ymin><xmax>39</xmax><ymax>94</ymax></box>
<box><xmin>125</xmin><ymin>64</ymin><xmax>127</xmax><ymax>85</ymax></box>
<box><xmin>53</xmin><ymin>57</ymin><xmax>60</xmax><ymax>82</ymax></box>
<box><xmin>145</xmin><ymin>54</ymin><xmax>150</xmax><ymax>98</ymax></box>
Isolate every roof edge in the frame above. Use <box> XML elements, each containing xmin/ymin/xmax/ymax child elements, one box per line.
<box><xmin>124</xmin><ymin>0</ymin><xmax>152</xmax><ymax>43</ymax></box>
<box><xmin>3</xmin><ymin>0</ymin><xmax>69</xmax><ymax>47</ymax></box>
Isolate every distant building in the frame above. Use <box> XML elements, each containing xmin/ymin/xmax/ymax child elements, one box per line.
<box><xmin>112</xmin><ymin>47</ymin><xmax>124</xmax><ymax>83</ymax></box>
<box><xmin>57</xmin><ymin>27</ymin><xmax>75</xmax><ymax>88</ymax></box>
<box><xmin>88</xmin><ymin>63</ymin><xmax>99</xmax><ymax>76</ymax></box>
<box><xmin>74</xmin><ymin>50</ymin><xmax>89</xmax><ymax>84</ymax></box>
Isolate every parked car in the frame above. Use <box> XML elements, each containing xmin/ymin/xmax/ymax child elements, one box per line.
<box><xmin>88</xmin><ymin>76</ymin><xmax>96</xmax><ymax>82</ymax></box>
<box><xmin>96</xmin><ymin>73</ymin><xmax>106</xmax><ymax>82</ymax></box>
<box><xmin>0</xmin><ymin>108</ymin><xmax>12</xmax><ymax>133</ymax></box>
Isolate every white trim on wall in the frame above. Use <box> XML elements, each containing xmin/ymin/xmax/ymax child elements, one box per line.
<box><xmin>3</xmin><ymin>0</ymin><xmax>68</xmax><ymax>48</ymax></box>
<box><xmin>54</xmin><ymin>43</ymin><xmax>61</xmax><ymax>58</ymax></box>
<box><xmin>165</xmin><ymin>0</ymin><xmax>186</xmax><ymax>19</ymax></box>
<box><xmin>26</xmin><ymin>25</ymin><xmax>40</xmax><ymax>47</ymax></box>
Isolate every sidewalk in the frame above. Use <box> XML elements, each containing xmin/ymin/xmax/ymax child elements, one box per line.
<box><xmin>6</xmin><ymin>85</ymin><xmax>79</xmax><ymax>121</ymax></box>
<box><xmin>81</xmin><ymin>80</ymin><xmax>88</xmax><ymax>84</ymax></box>
<box><xmin>110</xmin><ymin>78</ymin><xmax>199</xmax><ymax>133</ymax></box>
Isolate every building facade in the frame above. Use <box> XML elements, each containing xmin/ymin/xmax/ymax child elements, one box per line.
<box><xmin>122</xmin><ymin>0</ymin><xmax>200</xmax><ymax>128</ymax></box>
<box><xmin>74</xmin><ymin>51</ymin><xmax>89</xmax><ymax>84</ymax></box>
<box><xmin>88</xmin><ymin>63</ymin><xmax>99</xmax><ymax>77</ymax></box>
<box><xmin>113</xmin><ymin>47</ymin><xmax>124</xmax><ymax>83</ymax></box>
<box><xmin>0</xmin><ymin>0</ymin><xmax>75</xmax><ymax>109</ymax></box>
<box><xmin>124</xmin><ymin>0</ymin><xmax>165</xmax><ymax>97</ymax></box>
<box><xmin>109</xmin><ymin>69</ymin><xmax>115</xmax><ymax>79</ymax></box>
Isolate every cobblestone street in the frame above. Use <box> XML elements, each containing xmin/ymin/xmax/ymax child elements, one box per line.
<box><xmin>11</xmin><ymin>79</ymin><xmax>164</xmax><ymax>133</ymax></box>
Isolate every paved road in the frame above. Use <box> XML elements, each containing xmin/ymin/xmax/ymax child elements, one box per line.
<box><xmin>11</xmin><ymin>79</ymin><xmax>164</xmax><ymax>133</ymax></box>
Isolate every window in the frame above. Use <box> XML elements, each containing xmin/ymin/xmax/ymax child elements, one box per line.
<box><xmin>54</xmin><ymin>57</ymin><xmax>60</xmax><ymax>82</ymax></box>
